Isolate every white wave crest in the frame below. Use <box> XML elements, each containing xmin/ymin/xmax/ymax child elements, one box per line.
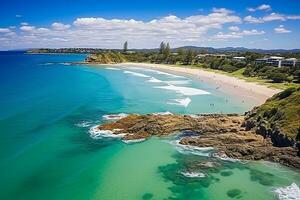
<box><xmin>60</xmin><ymin>62</ymin><xmax>71</xmax><ymax>66</ymax></box>
<box><xmin>40</xmin><ymin>62</ymin><xmax>54</xmax><ymax>65</ymax></box>
<box><xmin>168</xmin><ymin>98</ymin><xmax>191</xmax><ymax>107</ymax></box>
<box><xmin>212</xmin><ymin>153</ymin><xmax>239</xmax><ymax>162</ymax></box>
<box><xmin>122</xmin><ymin>138</ymin><xmax>146</xmax><ymax>144</ymax></box>
<box><xmin>165</xmin><ymin>80</ymin><xmax>190</xmax><ymax>85</ymax></box>
<box><xmin>89</xmin><ymin>126</ymin><xmax>126</xmax><ymax>139</ymax></box>
<box><xmin>141</xmin><ymin>69</ymin><xmax>184</xmax><ymax>78</ymax></box>
<box><xmin>106</xmin><ymin>67</ymin><xmax>120</xmax><ymax>70</ymax></box>
<box><xmin>124</xmin><ymin>70</ymin><xmax>150</xmax><ymax>78</ymax></box>
<box><xmin>155</xmin><ymin>84</ymin><xmax>210</xmax><ymax>96</ymax></box>
<box><xmin>170</xmin><ymin>140</ymin><xmax>214</xmax><ymax>156</ymax></box>
<box><xmin>75</xmin><ymin>121</ymin><xmax>93</xmax><ymax>128</ymax></box>
<box><xmin>102</xmin><ymin>113</ymin><xmax>128</xmax><ymax>120</ymax></box>
<box><xmin>181</xmin><ymin>171</ymin><xmax>206</xmax><ymax>178</ymax></box>
<box><xmin>274</xmin><ymin>183</ymin><xmax>300</xmax><ymax>200</ymax></box>
<box><xmin>153</xmin><ymin>111</ymin><xmax>173</xmax><ymax>115</ymax></box>
<box><xmin>147</xmin><ymin>77</ymin><xmax>163</xmax><ymax>83</ymax></box>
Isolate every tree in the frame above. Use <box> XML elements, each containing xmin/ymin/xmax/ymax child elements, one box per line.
<box><xmin>293</xmin><ymin>69</ymin><xmax>300</xmax><ymax>82</ymax></box>
<box><xmin>123</xmin><ymin>41</ymin><xmax>128</xmax><ymax>52</ymax></box>
<box><xmin>268</xmin><ymin>72</ymin><xmax>288</xmax><ymax>83</ymax></box>
<box><xmin>163</xmin><ymin>42</ymin><xmax>171</xmax><ymax>57</ymax></box>
<box><xmin>183</xmin><ymin>49</ymin><xmax>195</xmax><ymax>65</ymax></box>
<box><xmin>159</xmin><ymin>41</ymin><xmax>166</xmax><ymax>54</ymax></box>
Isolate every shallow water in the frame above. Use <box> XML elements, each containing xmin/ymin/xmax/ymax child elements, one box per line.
<box><xmin>0</xmin><ymin>52</ymin><xmax>299</xmax><ymax>200</ymax></box>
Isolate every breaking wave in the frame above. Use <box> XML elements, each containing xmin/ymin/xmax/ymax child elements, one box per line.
<box><xmin>169</xmin><ymin>140</ymin><xmax>214</xmax><ymax>156</ymax></box>
<box><xmin>122</xmin><ymin>138</ymin><xmax>146</xmax><ymax>144</ymax></box>
<box><xmin>106</xmin><ymin>67</ymin><xmax>120</xmax><ymax>70</ymax></box>
<box><xmin>152</xmin><ymin>111</ymin><xmax>173</xmax><ymax>115</ymax></box>
<box><xmin>274</xmin><ymin>183</ymin><xmax>300</xmax><ymax>200</ymax></box>
<box><xmin>124</xmin><ymin>70</ymin><xmax>150</xmax><ymax>78</ymax></box>
<box><xmin>89</xmin><ymin>126</ymin><xmax>126</xmax><ymax>139</ymax></box>
<box><xmin>102</xmin><ymin>113</ymin><xmax>128</xmax><ymax>120</ymax></box>
<box><xmin>155</xmin><ymin>84</ymin><xmax>210</xmax><ymax>96</ymax></box>
<box><xmin>181</xmin><ymin>171</ymin><xmax>206</xmax><ymax>178</ymax></box>
<box><xmin>168</xmin><ymin>98</ymin><xmax>191</xmax><ymax>107</ymax></box>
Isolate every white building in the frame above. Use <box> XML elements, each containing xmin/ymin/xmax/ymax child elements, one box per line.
<box><xmin>281</xmin><ymin>58</ymin><xmax>297</xmax><ymax>67</ymax></box>
<box><xmin>232</xmin><ymin>56</ymin><xmax>246</xmax><ymax>61</ymax></box>
<box><xmin>255</xmin><ymin>56</ymin><xmax>298</xmax><ymax>67</ymax></box>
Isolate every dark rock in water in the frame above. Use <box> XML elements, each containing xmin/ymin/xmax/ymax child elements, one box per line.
<box><xmin>196</xmin><ymin>161</ymin><xmax>220</xmax><ymax>169</ymax></box>
<box><xmin>96</xmin><ymin>112</ymin><xmax>300</xmax><ymax>169</ymax></box>
<box><xmin>220</xmin><ymin>171</ymin><xmax>233</xmax><ymax>177</ymax></box>
<box><xmin>249</xmin><ymin>169</ymin><xmax>275</xmax><ymax>186</ymax></box>
<box><xmin>227</xmin><ymin>189</ymin><xmax>242</xmax><ymax>198</ymax></box>
<box><xmin>142</xmin><ymin>193</ymin><xmax>153</xmax><ymax>200</ymax></box>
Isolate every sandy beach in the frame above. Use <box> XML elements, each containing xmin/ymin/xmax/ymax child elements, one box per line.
<box><xmin>113</xmin><ymin>62</ymin><xmax>282</xmax><ymax>106</ymax></box>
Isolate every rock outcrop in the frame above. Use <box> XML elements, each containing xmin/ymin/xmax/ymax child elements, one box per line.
<box><xmin>96</xmin><ymin>113</ymin><xmax>300</xmax><ymax>169</ymax></box>
<box><xmin>85</xmin><ymin>52</ymin><xmax>126</xmax><ymax>64</ymax></box>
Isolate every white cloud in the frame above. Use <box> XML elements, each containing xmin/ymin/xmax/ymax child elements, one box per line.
<box><xmin>21</xmin><ymin>22</ymin><xmax>29</xmax><ymax>26</ymax></box>
<box><xmin>248</xmin><ymin>4</ymin><xmax>271</xmax><ymax>12</ymax></box>
<box><xmin>244</xmin><ymin>16</ymin><xmax>264</xmax><ymax>23</ymax></box>
<box><xmin>0</xmin><ymin>28</ymin><xmax>11</xmax><ymax>33</ymax></box>
<box><xmin>212</xmin><ymin>7</ymin><xmax>233</xmax><ymax>14</ymax></box>
<box><xmin>16</xmin><ymin>14</ymin><xmax>22</xmax><ymax>18</ymax></box>
<box><xmin>263</xmin><ymin>13</ymin><xmax>285</xmax><ymax>21</ymax></box>
<box><xmin>20</xmin><ymin>25</ymin><xmax>36</xmax><ymax>32</ymax></box>
<box><xmin>229</xmin><ymin>26</ymin><xmax>240</xmax><ymax>32</ymax></box>
<box><xmin>244</xmin><ymin>13</ymin><xmax>300</xmax><ymax>23</ymax></box>
<box><xmin>212</xmin><ymin>29</ymin><xmax>265</xmax><ymax>40</ymax></box>
<box><xmin>0</xmin><ymin>8</ymin><xmax>291</xmax><ymax>50</ymax></box>
<box><xmin>242</xmin><ymin>29</ymin><xmax>265</xmax><ymax>35</ymax></box>
<box><xmin>52</xmin><ymin>22</ymin><xmax>71</xmax><ymax>31</ymax></box>
<box><xmin>257</xmin><ymin>4</ymin><xmax>271</xmax><ymax>11</ymax></box>
<box><xmin>274</xmin><ymin>25</ymin><xmax>291</xmax><ymax>33</ymax></box>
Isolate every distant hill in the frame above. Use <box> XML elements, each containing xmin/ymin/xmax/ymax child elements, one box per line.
<box><xmin>172</xmin><ymin>46</ymin><xmax>300</xmax><ymax>54</ymax></box>
<box><xmin>24</xmin><ymin>46</ymin><xmax>300</xmax><ymax>54</ymax></box>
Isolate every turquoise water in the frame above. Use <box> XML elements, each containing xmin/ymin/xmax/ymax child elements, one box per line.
<box><xmin>0</xmin><ymin>52</ymin><xmax>299</xmax><ymax>200</ymax></box>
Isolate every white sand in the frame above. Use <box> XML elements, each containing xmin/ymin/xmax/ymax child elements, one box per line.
<box><xmin>113</xmin><ymin>62</ymin><xmax>281</xmax><ymax>105</ymax></box>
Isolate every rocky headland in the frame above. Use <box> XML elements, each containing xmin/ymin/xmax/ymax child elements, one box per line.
<box><xmin>95</xmin><ymin>87</ymin><xmax>300</xmax><ymax>169</ymax></box>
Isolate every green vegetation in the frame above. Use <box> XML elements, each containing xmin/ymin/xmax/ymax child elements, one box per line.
<box><xmin>85</xmin><ymin>52</ymin><xmax>126</xmax><ymax>64</ymax></box>
<box><xmin>123</xmin><ymin>41</ymin><xmax>128</xmax><ymax>53</ymax></box>
<box><xmin>32</xmin><ymin>42</ymin><xmax>300</xmax><ymax>89</ymax></box>
<box><xmin>247</xmin><ymin>87</ymin><xmax>300</xmax><ymax>141</ymax></box>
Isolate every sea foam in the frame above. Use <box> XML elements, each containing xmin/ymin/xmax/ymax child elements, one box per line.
<box><xmin>89</xmin><ymin>126</ymin><xmax>126</xmax><ymax>139</ymax></box>
<box><xmin>168</xmin><ymin>98</ymin><xmax>191</xmax><ymax>107</ymax></box>
<box><xmin>140</xmin><ymin>68</ymin><xmax>184</xmax><ymax>78</ymax></box>
<box><xmin>124</xmin><ymin>70</ymin><xmax>150</xmax><ymax>78</ymax></box>
<box><xmin>75</xmin><ymin>121</ymin><xmax>93</xmax><ymax>128</ymax></box>
<box><xmin>102</xmin><ymin>113</ymin><xmax>128</xmax><ymax>120</ymax></box>
<box><xmin>274</xmin><ymin>183</ymin><xmax>300</xmax><ymax>200</ymax></box>
<box><xmin>155</xmin><ymin>84</ymin><xmax>210</xmax><ymax>96</ymax></box>
<box><xmin>122</xmin><ymin>138</ymin><xmax>146</xmax><ymax>144</ymax></box>
<box><xmin>106</xmin><ymin>67</ymin><xmax>120</xmax><ymax>70</ymax></box>
<box><xmin>165</xmin><ymin>80</ymin><xmax>190</xmax><ymax>85</ymax></box>
<box><xmin>153</xmin><ymin>111</ymin><xmax>173</xmax><ymax>115</ymax></box>
<box><xmin>147</xmin><ymin>77</ymin><xmax>163</xmax><ymax>83</ymax></box>
<box><xmin>170</xmin><ymin>140</ymin><xmax>214</xmax><ymax>156</ymax></box>
<box><xmin>181</xmin><ymin>171</ymin><xmax>206</xmax><ymax>178</ymax></box>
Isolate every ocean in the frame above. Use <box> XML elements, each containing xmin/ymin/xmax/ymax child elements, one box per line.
<box><xmin>0</xmin><ymin>52</ymin><xmax>299</xmax><ymax>200</ymax></box>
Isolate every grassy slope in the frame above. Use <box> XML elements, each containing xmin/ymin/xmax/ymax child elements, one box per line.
<box><xmin>86</xmin><ymin>52</ymin><xmax>126</xmax><ymax>64</ymax></box>
<box><xmin>249</xmin><ymin>87</ymin><xmax>300</xmax><ymax>140</ymax></box>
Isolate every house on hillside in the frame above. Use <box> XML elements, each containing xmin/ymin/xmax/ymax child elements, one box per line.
<box><xmin>255</xmin><ymin>56</ymin><xmax>299</xmax><ymax>67</ymax></box>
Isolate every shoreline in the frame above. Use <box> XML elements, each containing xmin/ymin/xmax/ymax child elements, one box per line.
<box><xmin>111</xmin><ymin>62</ymin><xmax>282</xmax><ymax>106</ymax></box>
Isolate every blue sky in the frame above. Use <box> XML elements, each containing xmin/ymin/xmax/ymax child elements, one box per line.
<box><xmin>0</xmin><ymin>0</ymin><xmax>300</xmax><ymax>50</ymax></box>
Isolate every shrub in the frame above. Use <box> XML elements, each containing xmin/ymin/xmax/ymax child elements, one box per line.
<box><xmin>268</xmin><ymin>72</ymin><xmax>289</xmax><ymax>83</ymax></box>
